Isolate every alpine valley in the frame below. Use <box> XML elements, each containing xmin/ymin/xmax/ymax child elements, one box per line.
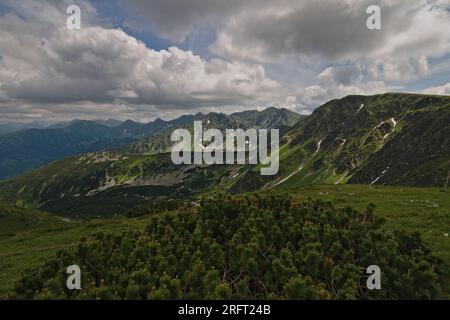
<box><xmin>0</xmin><ymin>93</ymin><xmax>448</xmax><ymax>216</ymax></box>
<box><xmin>1</xmin><ymin>93</ymin><xmax>449</xmax><ymax>299</ymax></box>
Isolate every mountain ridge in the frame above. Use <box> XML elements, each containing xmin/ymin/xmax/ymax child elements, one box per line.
<box><xmin>0</xmin><ymin>93</ymin><xmax>448</xmax><ymax>217</ymax></box>
<box><xmin>0</xmin><ymin>107</ymin><xmax>301</xmax><ymax>180</ymax></box>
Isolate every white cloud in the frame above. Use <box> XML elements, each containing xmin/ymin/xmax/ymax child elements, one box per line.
<box><xmin>291</xmin><ymin>65</ymin><xmax>389</xmax><ymax>113</ymax></box>
<box><xmin>0</xmin><ymin>26</ymin><xmax>285</xmax><ymax>107</ymax></box>
<box><xmin>0</xmin><ymin>3</ymin><xmax>291</xmax><ymax>121</ymax></box>
<box><xmin>423</xmin><ymin>83</ymin><xmax>450</xmax><ymax>95</ymax></box>
<box><xmin>124</xmin><ymin>0</ymin><xmax>262</xmax><ymax>43</ymax></box>
<box><xmin>1</xmin><ymin>0</ymin><xmax>450</xmax><ymax>121</ymax></box>
<box><xmin>211</xmin><ymin>0</ymin><xmax>450</xmax><ymax>82</ymax></box>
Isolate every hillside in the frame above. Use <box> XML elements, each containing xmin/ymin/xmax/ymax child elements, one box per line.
<box><xmin>6</xmin><ymin>194</ymin><xmax>444</xmax><ymax>300</ymax></box>
<box><xmin>253</xmin><ymin>93</ymin><xmax>450</xmax><ymax>189</ymax></box>
<box><xmin>0</xmin><ymin>121</ymin><xmax>133</xmax><ymax>180</ymax></box>
<box><xmin>0</xmin><ymin>108</ymin><xmax>301</xmax><ymax>180</ymax></box>
<box><xmin>127</xmin><ymin>108</ymin><xmax>304</xmax><ymax>155</ymax></box>
<box><xmin>0</xmin><ymin>203</ymin><xmax>71</xmax><ymax>235</ymax></box>
<box><xmin>0</xmin><ymin>116</ymin><xmax>203</xmax><ymax>180</ymax></box>
<box><xmin>0</xmin><ymin>151</ymin><xmax>241</xmax><ymax>216</ymax></box>
<box><xmin>1</xmin><ymin>186</ymin><xmax>448</xmax><ymax>298</ymax></box>
<box><xmin>0</xmin><ymin>107</ymin><xmax>303</xmax><ymax>216</ymax></box>
<box><xmin>0</xmin><ymin>94</ymin><xmax>448</xmax><ymax>217</ymax></box>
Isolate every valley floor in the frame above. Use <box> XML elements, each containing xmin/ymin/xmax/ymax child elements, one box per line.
<box><xmin>1</xmin><ymin>184</ymin><xmax>449</xmax><ymax>298</ymax></box>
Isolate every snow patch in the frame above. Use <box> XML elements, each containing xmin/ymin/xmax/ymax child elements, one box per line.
<box><xmin>357</xmin><ymin>104</ymin><xmax>365</xmax><ymax>114</ymax></box>
<box><xmin>274</xmin><ymin>165</ymin><xmax>304</xmax><ymax>187</ymax></box>
<box><xmin>314</xmin><ymin>139</ymin><xmax>323</xmax><ymax>155</ymax></box>
<box><xmin>370</xmin><ymin>167</ymin><xmax>389</xmax><ymax>185</ymax></box>
<box><xmin>372</xmin><ymin>121</ymin><xmax>385</xmax><ymax>131</ymax></box>
<box><xmin>390</xmin><ymin>118</ymin><xmax>398</xmax><ymax>129</ymax></box>
<box><xmin>383</xmin><ymin>118</ymin><xmax>398</xmax><ymax>140</ymax></box>
<box><xmin>337</xmin><ymin>138</ymin><xmax>346</xmax><ymax>150</ymax></box>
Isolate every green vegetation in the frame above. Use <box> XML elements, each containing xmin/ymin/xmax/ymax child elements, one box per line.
<box><xmin>274</xmin><ymin>185</ymin><xmax>450</xmax><ymax>263</ymax></box>
<box><xmin>276</xmin><ymin>93</ymin><xmax>450</xmax><ymax>188</ymax></box>
<box><xmin>0</xmin><ymin>212</ymin><xmax>151</xmax><ymax>297</ymax></box>
<box><xmin>1</xmin><ymin>94</ymin><xmax>448</xmax><ymax>219</ymax></box>
<box><xmin>5</xmin><ymin>194</ymin><xmax>443</xmax><ymax>300</ymax></box>
<box><xmin>273</xmin><ymin>184</ymin><xmax>450</xmax><ymax>295</ymax></box>
<box><xmin>0</xmin><ymin>108</ymin><xmax>302</xmax><ymax>180</ymax></box>
<box><xmin>0</xmin><ymin>204</ymin><xmax>70</xmax><ymax>234</ymax></box>
<box><xmin>0</xmin><ymin>94</ymin><xmax>448</xmax><ymax>300</ymax></box>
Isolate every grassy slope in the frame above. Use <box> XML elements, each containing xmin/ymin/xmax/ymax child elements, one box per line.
<box><xmin>0</xmin><ymin>204</ymin><xmax>71</xmax><ymax>234</ymax></box>
<box><xmin>0</xmin><ymin>214</ymin><xmax>151</xmax><ymax>297</ymax></box>
<box><xmin>270</xmin><ymin>93</ymin><xmax>450</xmax><ymax>188</ymax></box>
<box><xmin>273</xmin><ymin>185</ymin><xmax>450</xmax><ymax>261</ymax></box>
<box><xmin>272</xmin><ymin>184</ymin><xmax>450</xmax><ymax>296</ymax></box>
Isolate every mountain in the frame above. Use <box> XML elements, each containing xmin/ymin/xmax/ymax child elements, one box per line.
<box><xmin>0</xmin><ymin>107</ymin><xmax>305</xmax><ymax>216</ymax></box>
<box><xmin>114</xmin><ymin>115</ymin><xmax>202</xmax><ymax>138</ymax></box>
<box><xmin>0</xmin><ymin>203</ymin><xmax>70</xmax><ymax>234</ymax></box>
<box><xmin>0</xmin><ymin>121</ymin><xmax>50</xmax><ymax>136</ymax></box>
<box><xmin>94</xmin><ymin>119</ymin><xmax>123</xmax><ymax>127</ymax></box>
<box><xmin>265</xmin><ymin>93</ymin><xmax>450</xmax><ymax>189</ymax></box>
<box><xmin>0</xmin><ymin>121</ymin><xmax>135</xmax><ymax>180</ymax></box>
<box><xmin>0</xmin><ymin>124</ymin><xmax>16</xmax><ymax>136</ymax></box>
<box><xmin>0</xmin><ymin>108</ymin><xmax>303</xmax><ymax>181</ymax></box>
<box><xmin>127</xmin><ymin>108</ymin><xmax>305</xmax><ymax>155</ymax></box>
<box><xmin>0</xmin><ymin>94</ymin><xmax>448</xmax><ymax>217</ymax></box>
<box><xmin>232</xmin><ymin>107</ymin><xmax>304</xmax><ymax>128</ymax></box>
<box><xmin>48</xmin><ymin>119</ymin><xmax>123</xmax><ymax>129</ymax></box>
<box><xmin>0</xmin><ymin>115</ymin><xmax>207</xmax><ymax>180</ymax></box>
<box><xmin>349</xmin><ymin>98</ymin><xmax>450</xmax><ymax>186</ymax></box>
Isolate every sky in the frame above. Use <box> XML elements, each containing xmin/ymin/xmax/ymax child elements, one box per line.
<box><xmin>0</xmin><ymin>0</ymin><xmax>449</xmax><ymax>123</ymax></box>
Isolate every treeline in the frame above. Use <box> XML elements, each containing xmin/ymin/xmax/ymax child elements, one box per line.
<box><xmin>8</xmin><ymin>194</ymin><xmax>442</xmax><ymax>299</ymax></box>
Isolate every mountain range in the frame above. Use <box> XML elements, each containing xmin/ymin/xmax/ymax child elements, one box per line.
<box><xmin>0</xmin><ymin>108</ymin><xmax>302</xmax><ymax>180</ymax></box>
<box><xmin>0</xmin><ymin>93</ymin><xmax>448</xmax><ymax>217</ymax></box>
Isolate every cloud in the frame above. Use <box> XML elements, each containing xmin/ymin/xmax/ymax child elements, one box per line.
<box><xmin>212</xmin><ymin>1</ymin><xmax>449</xmax><ymax>57</ymax></box>
<box><xmin>423</xmin><ymin>82</ymin><xmax>450</xmax><ymax>95</ymax></box>
<box><xmin>0</xmin><ymin>1</ymin><xmax>291</xmax><ymax>121</ymax></box>
<box><xmin>211</xmin><ymin>0</ymin><xmax>450</xmax><ymax>81</ymax></box>
<box><xmin>124</xmin><ymin>0</ymin><xmax>450</xmax><ymax>110</ymax></box>
<box><xmin>291</xmin><ymin>65</ymin><xmax>389</xmax><ymax>113</ymax></box>
<box><xmin>0</xmin><ymin>26</ymin><xmax>284</xmax><ymax>107</ymax></box>
<box><xmin>124</xmin><ymin>0</ymin><xmax>257</xmax><ymax>42</ymax></box>
<box><xmin>1</xmin><ymin>0</ymin><xmax>449</xmax><ymax>122</ymax></box>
